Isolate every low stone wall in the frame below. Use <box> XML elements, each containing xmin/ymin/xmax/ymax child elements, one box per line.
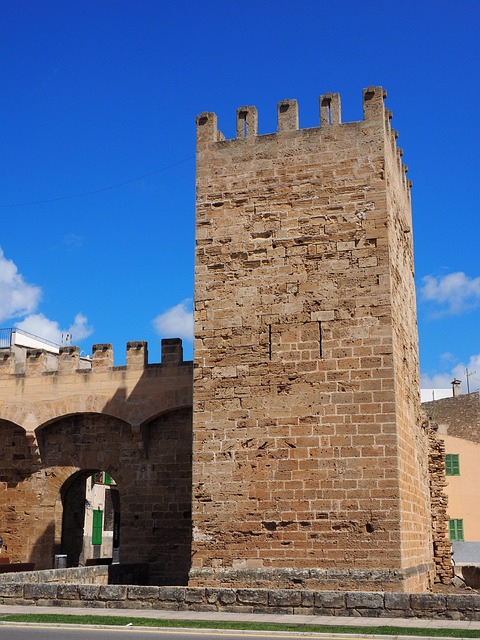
<box><xmin>0</xmin><ymin>585</ymin><xmax>480</xmax><ymax>620</ymax></box>
<box><xmin>0</xmin><ymin>564</ymin><xmax>148</xmax><ymax>587</ymax></box>
<box><xmin>0</xmin><ymin>566</ymin><xmax>108</xmax><ymax>585</ymax></box>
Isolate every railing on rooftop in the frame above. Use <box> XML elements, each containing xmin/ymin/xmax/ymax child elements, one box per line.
<box><xmin>0</xmin><ymin>328</ymin><xmax>14</xmax><ymax>349</ymax></box>
<box><xmin>0</xmin><ymin>327</ymin><xmax>61</xmax><ymax>351</ymax></box>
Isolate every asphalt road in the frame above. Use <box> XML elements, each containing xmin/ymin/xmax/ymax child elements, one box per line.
<box><xmin>0</xmin><ymin>623</ymin><xmax>328</xmax><ymax>640</ymax></box>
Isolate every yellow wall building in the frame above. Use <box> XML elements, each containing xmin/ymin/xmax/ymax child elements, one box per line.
<box><xmin>423</xmin><ymin>392</ymin><xmax>480</xmax><ymax>560</ymax></box>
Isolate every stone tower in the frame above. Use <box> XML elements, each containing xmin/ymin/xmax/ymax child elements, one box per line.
<box><xmin>191</xmin><ymin>87</ymin><xmax>433</xmax><ymax>592</ymax></box>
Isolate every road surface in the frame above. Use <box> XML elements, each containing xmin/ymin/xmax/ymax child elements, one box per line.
<box><xmin>0</xmin><ymin>623</ymin><xmax>328</xmax><ymax>640</ymax></box>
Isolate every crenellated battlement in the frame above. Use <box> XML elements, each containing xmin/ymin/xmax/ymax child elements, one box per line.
<box><xmin>0</xmin><ymin>337</ymin><xmax>189</xmax><ymax>378</ymax></box>
<box><xmin>196</xmin><ymin>86</ymin><xmax>410</xmax><ymax>192</ymax></box>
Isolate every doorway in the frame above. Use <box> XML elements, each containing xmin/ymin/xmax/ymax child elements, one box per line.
<box><xmin>60</xmin><ymin>470</ymin><xmax>120</xmax><ymax>566</ymax></box>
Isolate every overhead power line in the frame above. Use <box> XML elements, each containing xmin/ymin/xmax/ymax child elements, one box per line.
<box><xmin>0</xmin><ymin>156</ymin><xmax>194</xmax><ymax>208</ymax></box>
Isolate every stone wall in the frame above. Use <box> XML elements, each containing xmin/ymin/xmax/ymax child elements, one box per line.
<box><xmin>192</xmin><ymin>87</ymin><xmax>434</xmax><ymax>591</ymax></box>
<box><xmin>0</xmin><ymin>583</ymin><xmax>480</xmax><ymax>619</ymax></box>
<box><xmin>0</xmin><ymin>339</ymin><xmax>193</xmax><ymax>585</ymax></box>
<box><xmin>427</xmin><ymin>420</ymin><xmax>454</xmax><ymax>582</ymax></box>
<box><xmin>0</xmin><ymin>563</ymin><xmax>148</xmax><ymax>586</ymax></box>
<box><xmin>0</xmin><ymin>566</ymin><xmax>109</xmax><ymax>585</ymax></box>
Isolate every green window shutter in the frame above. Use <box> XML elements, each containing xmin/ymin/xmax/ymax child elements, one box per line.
<box><xmin>449</xmin><ymin>519</ymin><xmax>464</xmax><ymax>541</ymax></box>
<box><xmin>446</xmin><ymin>454</ymin><xmax>460</xmax><ymax>476</ymax></box>
<box><xmin>104</xmin><ymin>473</ymin><xmax>112</xmax><ymax>485</ymax></box>
<box><xmin>92</xmin><ymin>509</ymin><xmax>103</xmax><ymax>545</ymax></box>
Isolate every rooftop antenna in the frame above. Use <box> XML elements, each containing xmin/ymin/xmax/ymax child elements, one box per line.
<box><xmin>466</xmin><ymin>368</ymin><xmax>476</xmax><ymax>394</ymax></box>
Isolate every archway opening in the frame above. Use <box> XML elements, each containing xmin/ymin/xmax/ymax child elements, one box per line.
<box><xmin>60</xmin><ymin>470</ymin><xmax>120</xmax><ymax>567</ymax></box>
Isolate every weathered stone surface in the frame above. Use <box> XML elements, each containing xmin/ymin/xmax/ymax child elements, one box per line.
<box><xmin>236</xmin><ymin>589</ymin><xmax>268</xmax><ymax>605</ymax></box>
<box><xmin>268</xmin><ymin>589</ymin><xmax>302</xmax><ymax>607</ymax></box>
<box><xmin>384</xmin><ymin>592</ymin><xmax>410</xmax><ymax>610</ymax></box>
<box><xmin>24</xmin><ymin>584</ymin><xmax>58</xmax><ymax>599</ymax></box>
<box><xmin>0</xmin><ymin>584</ymin><xmax>480</xmax><ymax>620</ymax></box>
<box><xmin>411</xmin><ymin>593</ymin><xmax>446</xmax><ymax>612</ymax></box>
<box><xmin>0</xmin><ymin>583</ymin><xmax>23</xmax><ymax>597</ymax></box>
<box><xmin>78</xmin><ymin>585</ymin><xmax>100</xmax><ymax>601</ymax></box>
<box><xmin>127</xmin><ymin>586</ymin><xmax>160</xmax><ymax>600</ymax></box>
<box><xmin>157</xmin><ymin>587</ymin><xmax>186</xmax><ymax>602</ymax></box>
<box><xmin>184</xmin><ymin>588</ymin><xmax>205</xmax><ymax>604</ymax></box>
<box><xmin>98</xmin><ymin>585</ymin><xmax>127</xmax><ymax>601</ymax></box>
<box><xmin>57</xmin><ymin>584</ymin><xmax>79</xmax><ymax>600</ymax></box>
<box><xmin>446</xmin><ymin>594</ymin><xmax>480</xmax><ymax>611</ymax></box>
<box><xmin>205</xmin><ymin>588</ymin><xmax>236</xmax><ymax>605</ymax></box>
<box><xmin>346</xmin><ymin>591</ymin><xmax>384</xmax><ymax>609</ymax></box>
<box><xmin>191</xmin><ymin>88</ymin><xmax>443</xmax><ymax>593</ymax></box>
<box><xmin>314</xmin><ymin>591</ymin><xmax>346</xmax><ymax>609</ymax></box>
<box><xmin>301</xmin><ymin>590</ymin><xmax>314</xmax><ymax>608</ymax></box>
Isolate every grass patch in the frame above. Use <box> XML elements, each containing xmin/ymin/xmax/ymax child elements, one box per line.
<box><xmin>0</xmin><ymin>614</ymin><xmax>479</xmax><ymax>636</ymax></box>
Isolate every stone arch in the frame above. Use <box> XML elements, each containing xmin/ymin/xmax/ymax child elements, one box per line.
<box><xmin>55</xmin><ymin>468</ymin><xmax>121</xmax><ymax>567</ymax></box>
<box><xmin>35</xmin><ymin>412</ymin><xmax>134</xmax><ymax>478</ymax></box>
<box><xmin>0</xmin><ymin>393</ymin><xmax>193</xmax><ymax>580</ymax></box>
<box><xmin>0</xmin><ymin>406</ymin><xmax>32</xmax><ymax>432</ymax></box>
<box><xmin>30</xmin><ymin>387</ymin><xmax>192</xmax><ymax>431</ymax></box>
<box><xmin>34</xmin><ymin>396</ymin><xmax>134</xmax><ymax>433</ymax></box>
<box><xmin>24</xmin><ymin>408</ymin><xmax>193</xmax><ymax>582</ymax></box>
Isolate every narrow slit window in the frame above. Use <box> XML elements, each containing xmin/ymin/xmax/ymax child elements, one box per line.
<box><xmin>322</xmin><ymin>98</ymin><xmax>332</xmax><ymax>124</ymax></box>
<box><xmin>238</xmin><ymin>111</ymin><xmax>247</xmax><ymax>138</ymax></box>
<box><xmin>318</xmin><ymin>321</ymin><xmax>323</xmax><ymax>358</ymax></box>
<box><xmin>268</xmin><ymin>325</ymin><xmax>272</xmax><ymax>360</ymax></box>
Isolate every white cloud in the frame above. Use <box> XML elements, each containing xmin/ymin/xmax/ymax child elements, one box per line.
<box><xmin>420</xmin><ymin>272</ymin><xmax>480</xmax><ymax>315</ymax></box>
<box><xmin>0</xmin><ymin>247</ymin><xmax>93</xmax><ymax>345</ymax></box>
<box><xmin>0</xmin><ymin>248</ymin><xmax>42</xmax><ymax>322</ymax></box>
<box><xmin>67</xmin><ymin>313</ymin><xmax>93</xmax><ymax>341</ymax></box>
<box><xmin>152</xmin><ymin>300</ymin><xmax>193</xmax><ymax>342</ymax></box>
<box><xmin>15</xmin><ymin>312</ymin><xmax>93</xmax><ymax>345</ymax></box>
<box><xmin>421</xmin><ymin>353</ymin><xmax>480</xmax><ymax>395</ymax></box>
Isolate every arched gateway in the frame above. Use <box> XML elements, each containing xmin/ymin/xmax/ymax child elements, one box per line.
<box><xmin>0</xmin><ymin>338</ymin><xmax>192</xmax><ymax>585</ymax></box>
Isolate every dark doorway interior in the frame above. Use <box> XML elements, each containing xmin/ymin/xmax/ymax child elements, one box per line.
<box><xmin>60</xmin><ymin>471</ymin><xmax>120</xmax><ymax>566</ymax></box>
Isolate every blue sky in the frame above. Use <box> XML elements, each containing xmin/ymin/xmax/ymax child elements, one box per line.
<box><xmin>0</xmin><ymin>0</ymin><xmax>479</xmax><ymax>392</ymax></box>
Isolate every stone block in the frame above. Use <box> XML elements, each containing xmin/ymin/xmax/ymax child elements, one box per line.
<box><xmin>57</xmin><ymin>584</ymin><xmax>79</xmax><ymax>600</ymax></box>
<box><xmin>384</xmin><ymin>592</ymin><xmax>410</xmax><ymax>612</ymax></box>
<box><xmin>446</xmin><ymin>594</ymin><xmax>480</xmax><ymax>612</ymax></box>
<box><xmin>268</xmin><ymin>590</ymin><xmax>302</xmax><ymax>607</ymax></box>
<box><xmin>301</xmin><ymin>590</ymin><xmax>315</xmax><ymax>608</ymax></box>
<box><xmin>0</xmin><ymin>583</ymin><xmax>23</xmax><ymax>597</ymax></box>
<box><xmin>345</xmin><ymin>591</ymin><xmax>384</xmax><ymax>609</ymax></box>
<box><xmin>236</xmin><ymin>589</ymin><xmax>268</xmax><ymax>605</ymax></box>
<box><xmin>78</xmin><ymin>585</ymin><xmax>101</xmax><ymax>601</ymax></box>
<box><xmin>185</xmin><ymin>589</ymin><xmax>205</xmax><ymax>604</ymax></box>
<box><xmin>99</xmin><ymin>585</ymin><xmax>127</xmax><ymax>601</ymax></box>
<box><xmin>314</xmin><ymin>591</ymin><xmax>346</xmax><ymax>610</ymax></box>
<box><xmin>157</xmin><ymin>587</ymin><xmax>186</xmax><ymax>602</ymax></box>
<box><xmin>206</xmin><ymin>588</ymin><xmax>236</xmax><ymax>605</ymax></box>
<box><xmin>410</xmin><ymin>593</ymin><xmax>446</xmax><ymax>612</ymax></box>
<box><xmin>24</xmin><ymin>584</ymin><xmax>58</xmax><ymax>599</ymax></box>
<box><xmin>127</xmin><ymin>586</ymin><xmax>160</xmax><ymax>601</ymax></box>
